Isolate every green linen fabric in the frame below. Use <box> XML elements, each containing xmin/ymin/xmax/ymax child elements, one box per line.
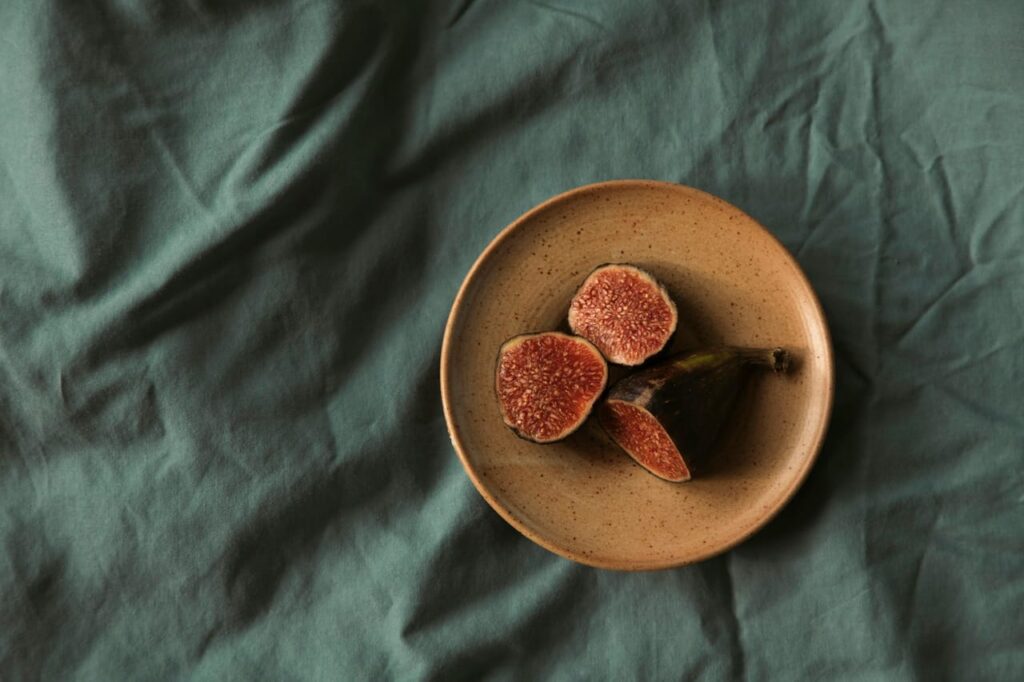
<box><xmin>1</xmin><ymin>1</ymin><xmax>1022</xmax><ymax>679</ymax></box>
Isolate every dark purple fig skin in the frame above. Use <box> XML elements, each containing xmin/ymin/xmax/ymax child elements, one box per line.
<box><xmin>602</xmin><ymin>347</ymin><xmax>790</xmax><ymax>475</ymax></box>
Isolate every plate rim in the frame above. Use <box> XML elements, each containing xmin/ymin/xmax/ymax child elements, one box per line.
<box><xmin>440</xmin><ymin>179</ymin><xmax>835</xmax><ymax>571</ymax></box>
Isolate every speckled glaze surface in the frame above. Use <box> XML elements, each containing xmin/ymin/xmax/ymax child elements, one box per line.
<box><xmin>440</xmin><ymin>180</ymin><xmax>834</xmax><ymax>570</ymax></box>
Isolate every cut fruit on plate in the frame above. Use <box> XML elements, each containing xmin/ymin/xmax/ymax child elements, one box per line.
<box><xmin>568</xmin><ymin>264</ymin><xmax>678</xmax><ymax>366</ymax></box>
<box><xmin>495</xmin><ymin>332</ymin><xmax>608</xmax><ymax>443</ymax></box>
<box><xmin>599</xmin><ymin>347</ymin><xmax>790</xmax><ymax>481</ymax></box>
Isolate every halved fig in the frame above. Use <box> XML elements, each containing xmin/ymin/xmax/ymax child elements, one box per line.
<box><xmin>567</xmin><ymin>264</ymin><xmax>678</xmax><ymax>366</ymax></box>
<box><xmin>495</xmin><ymin>332</ymin><xmax>608</xmax><ymax>443</ymax></box>
<box><xmin>599</xmin><ymin>347</ymin><xmax>790</xmax><ymax>481</ymax></box>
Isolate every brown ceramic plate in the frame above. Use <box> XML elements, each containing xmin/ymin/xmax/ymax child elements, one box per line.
<box><xmin>441</xmin><ymin>180</ymin><xmax>833</xmax><ymax>570</ymax></box>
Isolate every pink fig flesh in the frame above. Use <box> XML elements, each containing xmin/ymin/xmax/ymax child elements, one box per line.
<box><xmin>495</xmin><ymin>332</ymin><xmax>608</xmax><ymax>443</ymax></box>
<box><xmin>568</xmin><ymin>264</ymin><xmax>678</xmax><ymax>366</ymax></box>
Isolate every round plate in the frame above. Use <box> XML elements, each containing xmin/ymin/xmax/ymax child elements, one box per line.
<box><xmin>440</xmin><ymin>180</ymin><xmax>833</xmax><ymax>570</ymax></box>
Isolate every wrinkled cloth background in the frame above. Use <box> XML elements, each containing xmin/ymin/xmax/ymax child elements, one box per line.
<box><xmin>1</xmin><ymin>1</ymin><xmax>1022</xmax><ymax>679</ymax></box>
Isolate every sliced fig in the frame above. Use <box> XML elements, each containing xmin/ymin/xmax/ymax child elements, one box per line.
<box><xmin>567</xmin><ymin>264</ymin><xmax>678</xmax><ymax>366</ymax></box>
<box><xmin>495</xmin><ymin>332</ymin><xmax>608</xmax><ymax>443</ymax></box>
<box><xmin>599</xmin><ymin>347</ymin><xmax>790</xmax><ymax>481</ymax></box>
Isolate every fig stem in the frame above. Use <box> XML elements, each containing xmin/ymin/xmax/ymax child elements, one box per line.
<box><xmin>770</xmin><ymin>347</ymin><xmax>790</xmax><ymax>373</ymax></box>
<box><xmin>734</xmin><ymin>347</ymin><xmax>790</xmax><ymax>373</ymax></box>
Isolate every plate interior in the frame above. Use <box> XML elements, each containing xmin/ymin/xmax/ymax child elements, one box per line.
<box><xmin>442</xmin><ymin>181</ymin><xmax>833</xmax><ymax>569</ymax></box>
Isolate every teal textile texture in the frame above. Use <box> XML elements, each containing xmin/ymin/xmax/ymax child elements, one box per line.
<box><xmin>1</xmin><ymin>1</ymin><xmax>1021</xmax><ymax>679</ymax></box>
